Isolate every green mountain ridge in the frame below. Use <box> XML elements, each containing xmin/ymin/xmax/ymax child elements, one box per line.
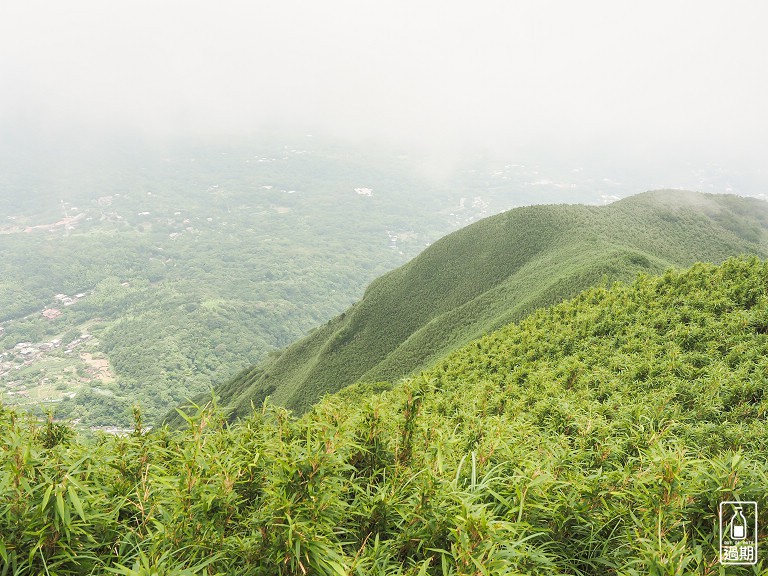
<box><xmin>194</xmin><ymin>190</ymin><xmax>768</xmax><ymax>423</ymax></box>
<box><xmin>6</xmin><ymin>256</ymin><xmax>768</xmax><ymax>573</ymax></box>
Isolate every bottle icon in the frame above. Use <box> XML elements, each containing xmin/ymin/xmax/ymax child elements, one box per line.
<box><xmin>730</xmin><ymin>506</ymin><xmax>748</xmax><ymax>540</ymax></box>
<box><xmin>720</xmin><ymin>500</ymin><xmax>758</xmax><ymax>565</ymax></box>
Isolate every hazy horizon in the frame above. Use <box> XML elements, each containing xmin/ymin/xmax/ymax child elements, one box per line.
<box><xmin>1</xmin><ymin>1</ymin><xmax>767</xmax><ymax>191</ymax></box>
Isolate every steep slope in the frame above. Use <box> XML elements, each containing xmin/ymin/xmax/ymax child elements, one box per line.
<box><xmin>8</xmin><ymin>257</ymin><xmax>768</xmax><ymax>574</ymax></box>
<box><xmin>197</xmin><ymin>190</ymin><xmax>768</xmax><ymax>421</ymax></box>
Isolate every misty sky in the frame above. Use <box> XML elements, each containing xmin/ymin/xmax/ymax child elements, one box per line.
<box><xmin>1</xmin><ymin>1</ymin><xmax>767</xmax><ymax>165</ymax></box>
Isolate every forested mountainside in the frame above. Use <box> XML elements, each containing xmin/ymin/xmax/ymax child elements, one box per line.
<box><xmin>1</xmin><ymin>135</ymin><xmax>544</xmax><ymax>428</ymax></box>
<box><xmin>195</xmin><ymin>190</ymin><xmax>768</xmax><ymax>423</ymax></box>
<box><xmin>4</xmin><ymin>257</ymin><xmax>768</xmax><ymax>574</ymax></box>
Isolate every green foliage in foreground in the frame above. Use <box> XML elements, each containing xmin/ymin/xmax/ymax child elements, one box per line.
<box><xmin>4</xmin><ymin>257</ymin><xmax>768</xmax><ymax>574</ymax></box>
<box><xmin>206</xmin><ymin>190</ymin><xmax>768</xmax><ymax>423</ymax></box>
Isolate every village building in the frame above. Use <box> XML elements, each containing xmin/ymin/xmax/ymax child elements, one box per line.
<box><xmin>42</xmin><ymin>308</ymin><xmax>62</xmax><ymax>320</ymax></box>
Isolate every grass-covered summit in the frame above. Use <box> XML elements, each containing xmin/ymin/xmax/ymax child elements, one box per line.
<box><xmin>203</xmin><ymin>190</ymin><xmax>768</xmax><ymax>421</ymax></box>
<box><xmin>4</xmin><ymin>257</ymin><xmax>768</xmax><ymax>574</ymax></box>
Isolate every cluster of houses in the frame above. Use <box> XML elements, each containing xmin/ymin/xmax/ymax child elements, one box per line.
<box><xmin>1</xmin><ymin>333</ymin><xmax>95</xmax><ymax>402</ymax></box>
<box><xmin>54</xmin><ymin>292</ymin><xmax>86</xmax><ymax>307</ymax></box>
<box><xmin>2</xmin><ymin>334</ymin><xmax>93</xmax><ymax>374</ymax></box>
<box><xmin>0</xmin><ymin>341</ymin><xmax>62</xmax><ymax>398</ymax></box>
<box><xmin>6</xmin><ymin>338</ymin><xmax>63</xmax><ymax>365</ymax></box>
<box><xmin>41</xmin><ymin>292</ymin><xmax>87</xmax><ymax>320</ymax></box>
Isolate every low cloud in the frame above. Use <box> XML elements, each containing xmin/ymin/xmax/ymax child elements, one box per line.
<box><xmin>1</xmin><ymin>0</ymin><xmax>766</xmax><ymax>167</ymax></box>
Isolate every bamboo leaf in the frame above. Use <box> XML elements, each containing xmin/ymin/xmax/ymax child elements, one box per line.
<box><xmin>41</xmin><ymin>483</ymin><xmax>54</xmax><ymax>512</ymax></box>
<box><xmin>67</xmin><ymin>484</ymin><xmax>86</xmax><ymax>521</ymax></box>
<box><xmin>55</xmin><ymin>491</ymin><xmax>65</xmax><ymax>524</ymax></box>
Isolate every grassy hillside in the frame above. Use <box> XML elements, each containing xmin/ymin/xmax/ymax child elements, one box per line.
<box><xmin>4</xmin><ymin>257</ymin><xmax>768</xmax><ymax>574</ymax></box>
<box><xmin>204</xmin><ymin>190</ymin><xmax>768</xmax><ymax>421</ymax></box>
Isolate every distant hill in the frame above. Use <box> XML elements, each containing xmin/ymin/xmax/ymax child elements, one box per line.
<box><xmin>182</xmin><ymin>190</ymin><xmax>768</xmax><ymax>424</ymax></box>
